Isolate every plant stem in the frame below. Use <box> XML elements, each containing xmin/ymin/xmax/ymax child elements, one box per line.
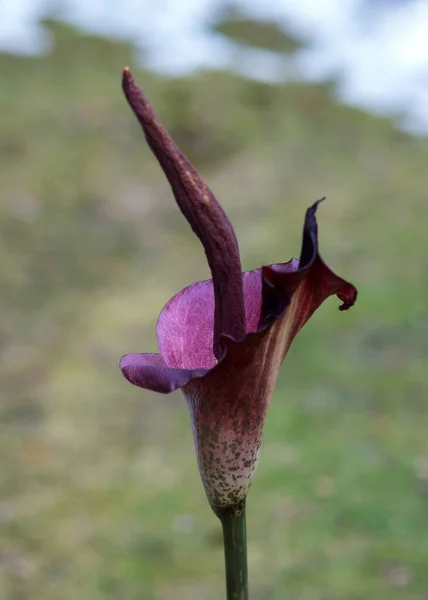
<box><xmin>217</xmin><ymin>500</ymin><xmax>249</xmax><ymax>600</ymax></box>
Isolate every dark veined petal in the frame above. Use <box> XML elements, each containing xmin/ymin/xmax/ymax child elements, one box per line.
<box><xmin>122</xmin><ymin>68</ymin><xmax>246</xmax><ymax>359</ymax></box>
<box><xmin>156</xmin><ymin>264</ymin><xmax>299</xmax><ymax>370</ymax></box>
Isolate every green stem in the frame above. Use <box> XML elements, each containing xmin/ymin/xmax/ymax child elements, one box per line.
<box><xmin>217</xmin><ymin>500</ymin><xmax>249</xmax><ymax>600</ymax></box>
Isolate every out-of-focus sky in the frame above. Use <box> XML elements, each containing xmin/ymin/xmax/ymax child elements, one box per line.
<box><xmin>1</xmin><ymin>0</ymin><xmax>428</xmax><ymax>131</ymax></box>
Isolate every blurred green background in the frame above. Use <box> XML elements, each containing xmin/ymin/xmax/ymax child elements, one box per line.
<box><xmin>1</xmin><ymin>12</ymin><xmax>428</xmax><ymax>600</ymax></box>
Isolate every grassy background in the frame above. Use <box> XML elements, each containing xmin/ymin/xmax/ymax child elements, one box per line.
<box><xmin>1</xmin><ymin>19</ymin><xmax>428</xmax><ymax>600</ymax></box>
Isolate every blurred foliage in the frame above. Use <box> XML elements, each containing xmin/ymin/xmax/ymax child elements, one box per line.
<box><xmin>210</xmin><ymin>6</ymin><xmax>303</xmax><ymax>54</ymax></box>
<box><xmin>1</xmin><ymin>18</ymin><xmax>428</xmax><ymax>600</ymax></box>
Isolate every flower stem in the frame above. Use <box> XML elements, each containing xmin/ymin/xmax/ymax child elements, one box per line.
<box><xmin>217</xmin><ymin>500</ymin><xmax>249</xmax><ymax>600</ymax></box>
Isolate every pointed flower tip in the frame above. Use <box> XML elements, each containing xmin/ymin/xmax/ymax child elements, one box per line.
<box><xmin>122</xmin><ymin>67</ymin><xmax>137</xmax><ymax>97</ymax></box>
<box><xmin>122</xmin><ymin>67</ymin><xmax>147</xmax><ymax>108</ymax></box>
<box><xmin>122</xmin><ymin>66</ymin><xmax>130</xmax><ymax>83</ymax></box>
<box><xmin>306</xmin><ymin>196</ymin><xmax>325</xmax><ymax>223</ymax></box>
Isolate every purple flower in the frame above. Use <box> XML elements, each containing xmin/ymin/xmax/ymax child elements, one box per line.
<box><xmin>120</xmin><ymin>68</ymin><xmax>357</xmax><ymax>511</ymax></box>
